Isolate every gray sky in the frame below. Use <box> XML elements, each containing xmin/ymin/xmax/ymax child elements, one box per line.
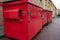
<box><xmin>52</xmin><ymin>0</ymin><xmax>60</xmax><ymax>9</ymax></box>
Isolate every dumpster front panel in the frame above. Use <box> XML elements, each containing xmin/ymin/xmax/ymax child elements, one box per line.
<box><xmin>3</xmin><ymin>3</ymin><xmax>29</xmax><ymax>40</ymax></box>
<box><xmin>28</xmin><ymin>4</ymin><xmax>42</xmax><ymax>39</ymax></box>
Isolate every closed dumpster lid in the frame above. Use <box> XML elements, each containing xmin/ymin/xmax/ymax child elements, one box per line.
<box><xmin>2</xmin><ymin>1</ymin><xmax>43</xmax><ymax>11</ymax></box>
<box><xmin>2</xmin><ymin>1</ymin><xmax>28</xmax><ymax>6</ymax></box>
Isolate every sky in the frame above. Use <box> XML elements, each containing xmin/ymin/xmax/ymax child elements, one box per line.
<box><xmin>52</xmin><ymin>0</ymin><xmax>60</xmax><ymax>9</ymax></box>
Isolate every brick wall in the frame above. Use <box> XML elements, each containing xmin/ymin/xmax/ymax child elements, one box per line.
<box><xmin>29</xmin><ymin>0</ymin><xmax>40</xmax><ymax>6</ymax></box>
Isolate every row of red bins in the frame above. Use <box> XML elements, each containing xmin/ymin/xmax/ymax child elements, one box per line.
<box><xmin>1</xmin><ymin>1</ymin><xmax>52</xmax><ymax>40</ymax></box>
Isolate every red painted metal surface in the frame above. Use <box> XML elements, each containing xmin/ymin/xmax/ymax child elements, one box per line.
<box><xmin>28</xmin><ymin>4</ymin><xmax>42</xmax><ymax>40</ymax></box>
<box><xmin>3</xmin><ymin>3</ymin><xmax>28</xmax><ymax>40</ymax></box>
<box><xmin>2</xmin><ymin>2</ymin><xmax>42</xmax><ymax>40</ymax></box>
<box><xmin>42</xmin><ymin>10</ymin><xmax>48</xmax><ymax>25</ymax></box>
<box><xmin>47</xmin><ymin>11</ymin><xmax>52</xmax><ymax>23</ymax></box>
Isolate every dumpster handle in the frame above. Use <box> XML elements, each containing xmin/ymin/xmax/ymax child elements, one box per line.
<box><xmin>19</xmin><ymin>9</ymin><xmax>23</xmax><ymax>22</ymax></box>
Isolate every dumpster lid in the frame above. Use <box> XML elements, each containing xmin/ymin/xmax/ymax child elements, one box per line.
<box><xmin>2</xmin><ymin>1</ymin><xmax>43</xmax><ymax>11</ymax></box>
<box><xmin>2</xmin><ymin>1</ymin><xmax>43</xmax><ymax>9</ymax></box>
<box><xmin>2</xmin><ymin>1</ymin><xmax>28</xmax><ymax>6</ymax></box>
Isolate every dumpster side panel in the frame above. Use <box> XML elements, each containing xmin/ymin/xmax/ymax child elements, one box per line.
<box><xmin>50</xmin><ymin>11</ymin><xmax>52</xmax><ymax>22</ymax></box>
<box><xmin>42</xmin><ymin>10</ymin><xmax>47</xmax><ymax>25</ymax></box>
<box><xmin>28</xmin><ymin>4</ymin><xmax>42</xmax><ymax>39</ymax></box>
<box><xmin>47</xmin><ymin>11</ymin><xmax>52</xmax><ymax>23</ymax></box>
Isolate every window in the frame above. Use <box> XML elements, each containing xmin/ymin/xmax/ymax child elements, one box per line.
<box><xmin>39</xmin><ymin>0</ymin><xmax>42</xmax><ymax>3</ymax></box>
<box><xmin>45</xmin><ymin>4</ymin><xmax>47</xmax><ymax>6</ymax></box>
<box><xmin>40</xmin><ymin>0</ymin><xmax>42</xmax><ymax>1</ymax></box>
<box><xmin>45</xmin><ymin>0</ymin><xmax>47</xmax><ymax>1</ymax></box>
<box><xmin>48</xmin><ymin>2</ymin><xmax>49</xmax><ymax>4</ymax></box>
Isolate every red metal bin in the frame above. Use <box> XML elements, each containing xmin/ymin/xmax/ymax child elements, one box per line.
<box><xmin>2</xmin><ymin>1</ymin><xmax>42</xmax><ymax>40</ymax></box>
<box><xmin>42</xmin><ymin>10</ymin><xmax>48</xmax><ymax>26</ymax></box>
<box><xmin>47</xmin><ymin>11</ymin><xmax>52</xmax><ymax>23</ymax></box>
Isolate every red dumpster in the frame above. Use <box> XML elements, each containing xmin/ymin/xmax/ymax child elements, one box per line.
<box><xmin>2</xmin><ymin>1</ymin><xmax>42</xmax><ymax>40</ymax></box>
<box><xmin>42</xmin><ymin>10</ymin><xmax>48</xmax><ymax>26</ymax></box>
<box><xmin>47</xmin><ymin>11</ymin><xmax>52</xmax><ymax>23</ymax></box>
